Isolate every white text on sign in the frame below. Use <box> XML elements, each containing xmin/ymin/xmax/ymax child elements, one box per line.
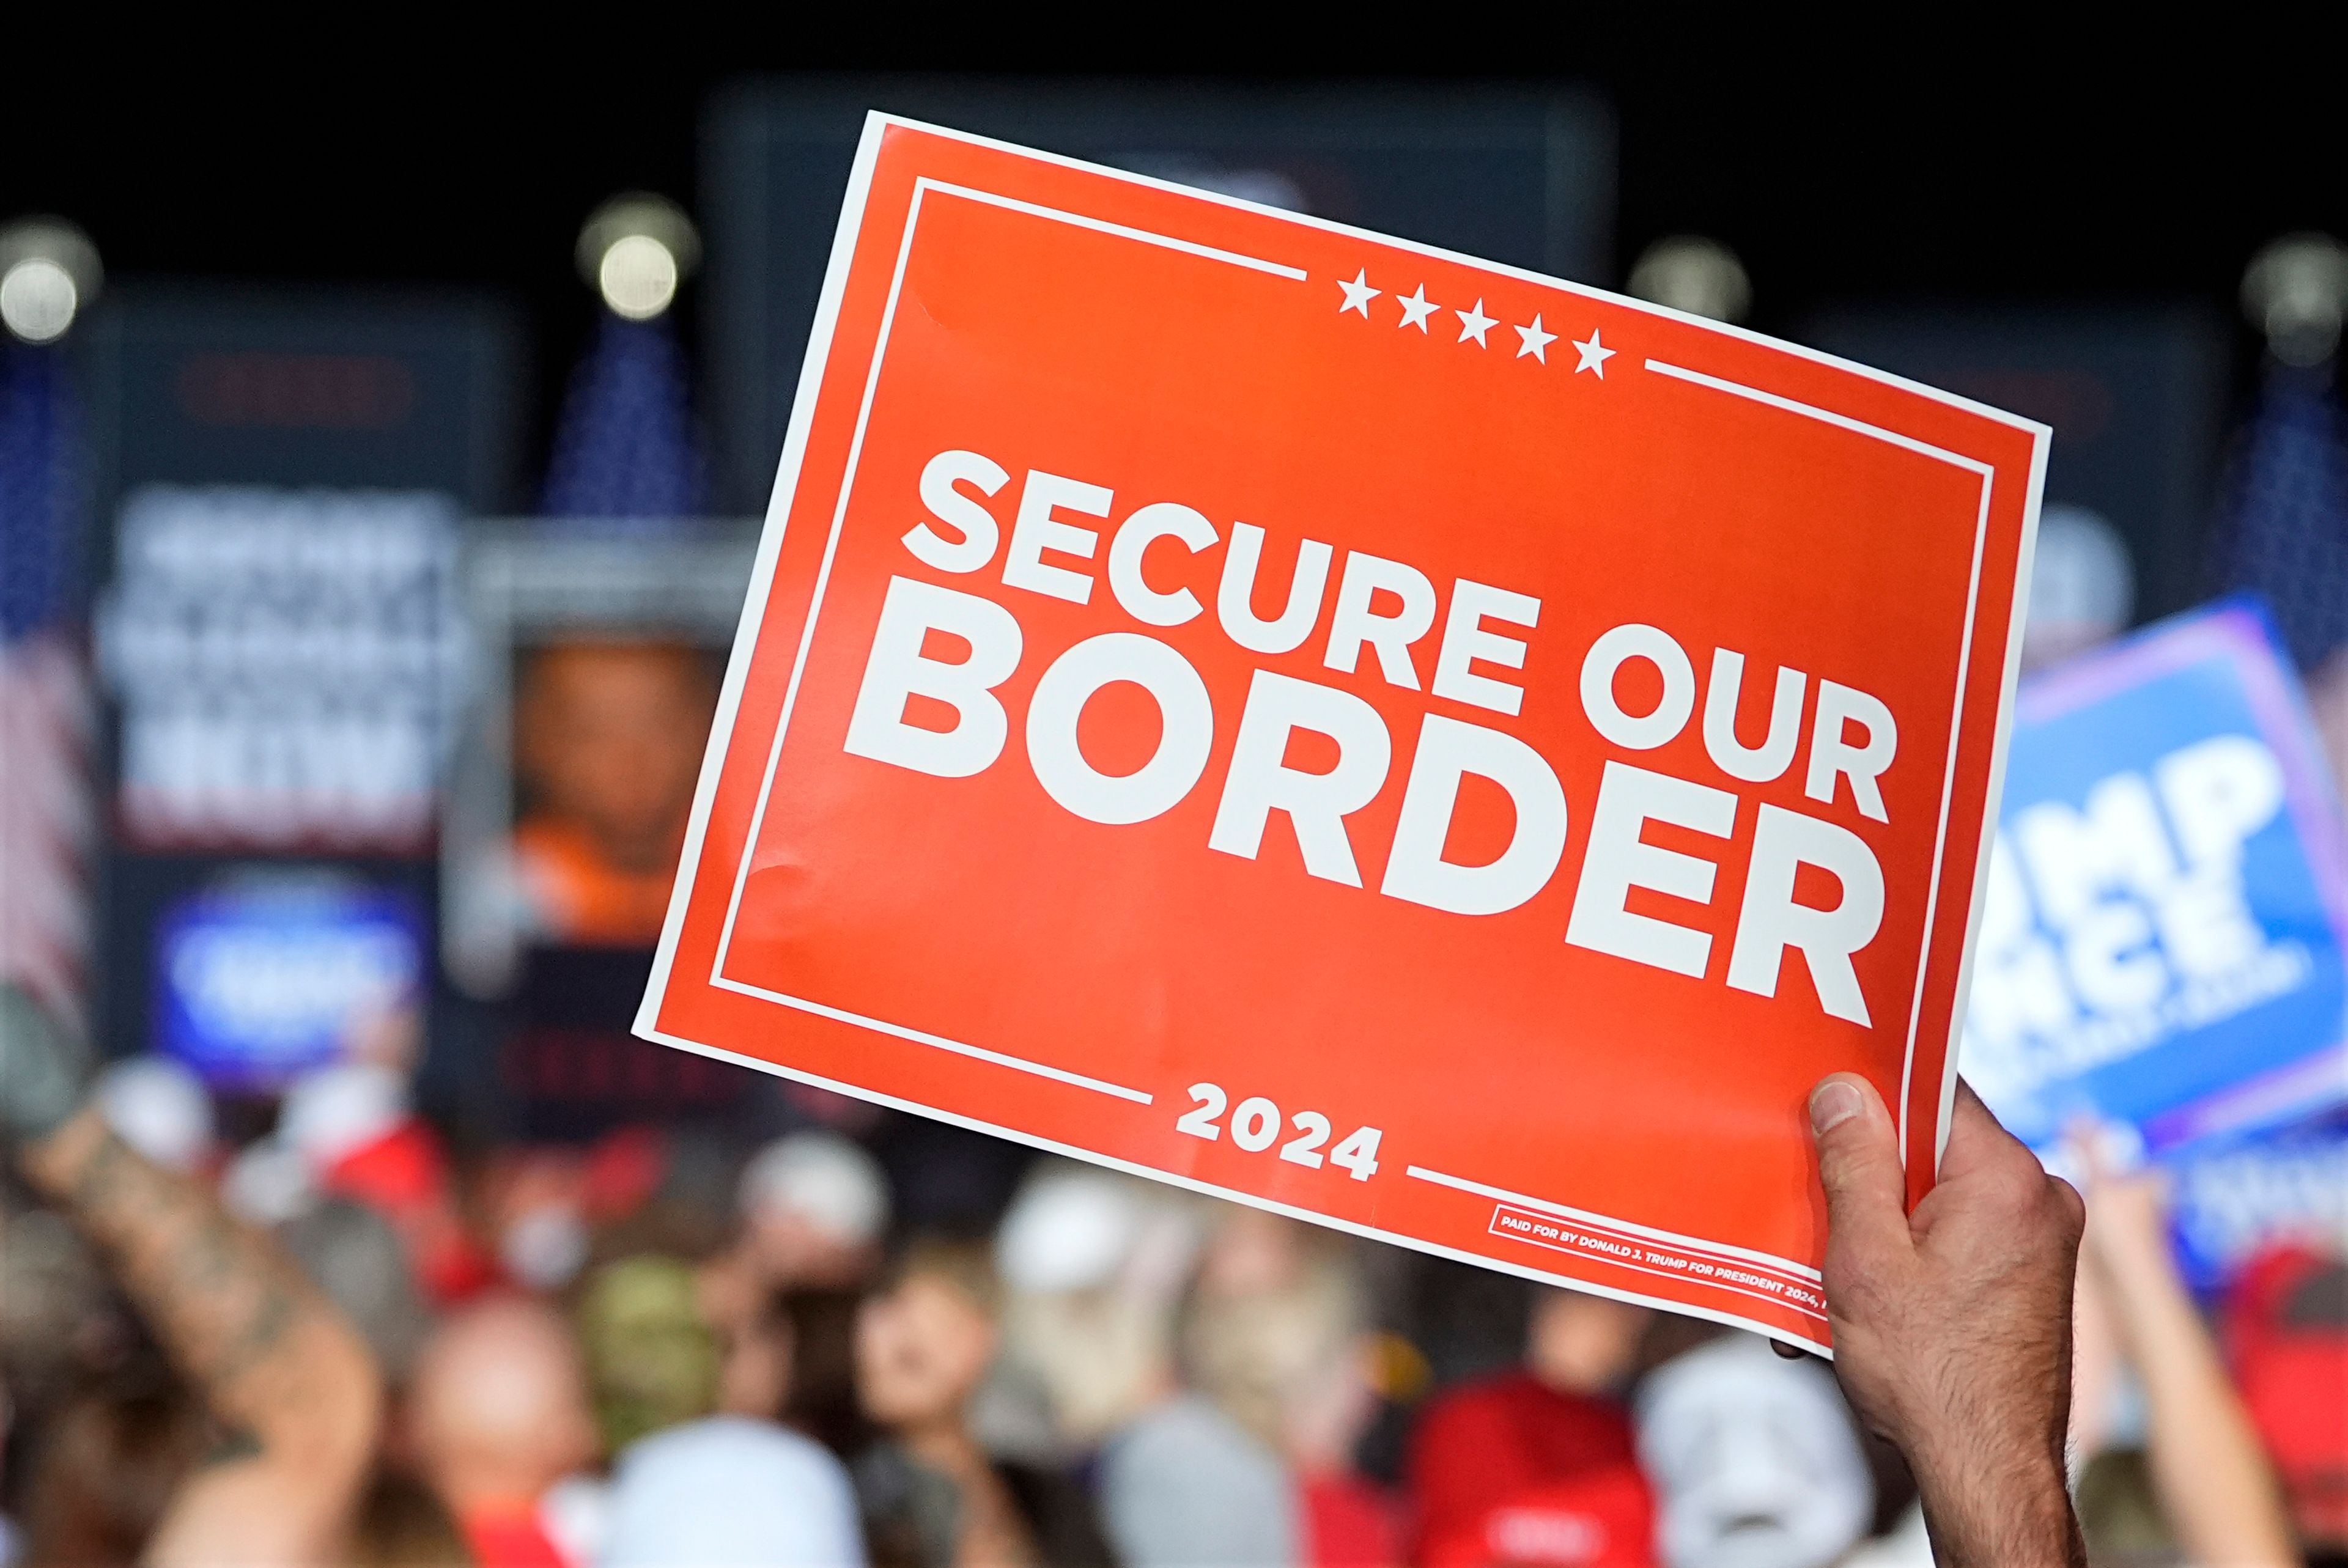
<box><xmin>841</xmin><ymin>448</ymin><xmax>1905</xmax><ymax>1027</ymax></box>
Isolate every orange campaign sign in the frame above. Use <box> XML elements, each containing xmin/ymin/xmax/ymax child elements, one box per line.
<box><xmin>637</xmin><ymin>114</ymin><xmax>2049</xmax><ymax>1351</ymax></box>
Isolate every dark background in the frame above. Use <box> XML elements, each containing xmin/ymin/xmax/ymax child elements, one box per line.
<box><xmin>8</xmin><ymin>36</ymin><xmax>2338</xmax><ymax>506</ymax></box>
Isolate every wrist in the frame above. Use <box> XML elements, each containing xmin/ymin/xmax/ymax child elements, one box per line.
<box><xmin>1908</xmin><ymin>1438</ymin><xmax>2082</xmax><ymax>1568</ymax></box>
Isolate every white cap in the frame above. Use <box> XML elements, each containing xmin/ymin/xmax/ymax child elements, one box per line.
<box><xmin>94</xmin><ymin>1055</ymin><xmax>213</xmax><ymax>1172</ymax></box>
<box><xmin>995</xmin><ymin>1166</ymin><xmax>1150</xmax><ymax>1295</ymax></box>
<box><xmin>279</xmin><ymin>1061</ymin><xmax>410</xmax><ymax>1171</ymax></box>
<box><xmin>736</xmin><ymin>1131</ymin><xmax>889</xmax><ymax>1247</ymax></box>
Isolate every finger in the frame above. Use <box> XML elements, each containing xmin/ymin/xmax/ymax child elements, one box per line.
<box><xmin>2049</xmin><ymin>1166</ymin><xmax>2087</xmax><ymax>1242</ymax></box>
<box><xmin>1809</xmin><ymin>1073</ymin><xmax>1913</xmax><ymax>1265</ymax></box>
<box><xmin>1935</xmin><ymin>1078</ymin><xmax>2039</xmax><ymax>1185</ymax></box>
<box><xmin>1768</xmin><ymin>1338</ymin><xmax>1809</xmax><ymax>1360</ymax></box>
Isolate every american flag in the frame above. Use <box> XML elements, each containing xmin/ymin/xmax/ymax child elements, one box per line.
<box><xmin>2212</xmin><ymin>359</ymin><xmax>2348</xmax><ymax>674</ymax></box>
<box><xmin>0</xmin><ymin>339</ymin><xmax>95</xmax><ymax>1033</ymax></box>
<box><xmin>539</xmin><ymin>313</ymin><xmax>708</xmax><ymax>523</ymax></box>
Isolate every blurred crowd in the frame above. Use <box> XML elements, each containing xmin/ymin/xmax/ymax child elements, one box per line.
<box><xmin>4</xmin><ymin>177</ymin><xmax>2346</xmax><ymax>1567</ymax></box>
<box><xmin>1</xmin><ymin>988</ymin><xmax>2340</xmax><ymax>1568</ymax></box>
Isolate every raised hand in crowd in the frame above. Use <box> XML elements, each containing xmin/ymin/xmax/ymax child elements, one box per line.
<box><xmin>2</xmin><ymin>984</ymin><xmax>383</xmax><ymax>1567</ymax></box>
<box><xmin>2070</xmin><ymin>1136</ymin><xmax>2298</xmax><ymax>1568</ymax></box>
<box><xmin>1802</xmin><ymin>1072</ymin><xmax>2086</xmax><ymax>1568</ymax></box>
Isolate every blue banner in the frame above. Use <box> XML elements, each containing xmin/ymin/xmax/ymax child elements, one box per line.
<box><xmin>1963</xmin><ymin>602</ymin><xmax>2348</xmax><ymax>1156</ymax></box>
<box><xmin>155</xmin><ymin>874</ymin><xmax>424</xmax><ymax>1090</ymax></box>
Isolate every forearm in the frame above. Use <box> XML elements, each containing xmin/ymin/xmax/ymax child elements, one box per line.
<box><xmin>2094</xmin><ymin>1240</ymin><xmax>2297</xmax><ymax>1568</ymax></box>
<box><xmin>17</xmin><ymin>1108</ymin><xmax>382</xmax><ymax>1463</ymax></box>
<box><xmin>1906</xmin><ymin>1416</ymin><xmax>2084</xmax><ymax>1568</ymax></box>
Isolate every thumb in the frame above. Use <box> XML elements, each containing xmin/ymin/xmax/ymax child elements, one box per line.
<box><xmin>1809</xmin><ymin>1073</ymin><xmax>1913</xmax><ymax>1266</ymax></box>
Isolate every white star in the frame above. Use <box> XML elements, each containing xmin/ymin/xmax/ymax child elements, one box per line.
<box><xmin>1338</xmin><ymin>269</ymin><xmax>1379</xmax><ymax>317</ymax></box>
<box><xmin>1514</xmin><ymin>314</ymin><xmax>1557</xmax><ymax>363</ymax></box>
<box><xmin>1571</xmin><ymin>329</ymin><xmax>1616</xmax><ymax>377</ymax></box>
<box><xmin>1455</xmin><ymin>298</ymin><xmax>1496</xmax><ymax>347</ymax></box>
<box><xmin>1395</xmin><ymin>284</ymin><xmax>1439</xmax><ymax>332</ymax></box>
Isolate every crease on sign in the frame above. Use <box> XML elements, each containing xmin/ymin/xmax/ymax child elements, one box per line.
<box><xmin>711</xmin><ymin>972</ymin><xmax>1156</xmax><ymax>1105</ymax></box>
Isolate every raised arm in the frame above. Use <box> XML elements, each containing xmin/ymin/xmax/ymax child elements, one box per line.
<box><xmin>2078</xmin><ymin>1156</ymin><xmax>2297</xmax><ymax>1568</ymax></box>
<box><xmin>3</xmin><ymin>986</ymin><xmax>382</xmax><ymax>1567</ymax></box>
<box><xmin>1804</xmin><ymin>1073</ymin><xmax>2086</xmax><ymax>1567</ymax></box>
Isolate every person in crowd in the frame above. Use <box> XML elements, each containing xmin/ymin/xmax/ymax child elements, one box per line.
<box><xmin>224</xmin><ymin>1057</ymin><xmax>495</xmax><ymax>1305</ymax></box>
<box><xmin>1180</xmin><ymin>1213</ymin><xmax>1397</xmax><ymax>1568</ymax></box>
<box><xmin>713</xmin><ymin>1286</ymin><xmax>796</xmax><ymax>1423</ymax></box>
<box><xmin>16</xmin><ymin>1379</ymin><xmax>209</xmax><ymax>1568</ymax></box>
<box><xmin>2226</xmin><ymin>1240</ymin><xmax>2348</xmax><ymax>1563</ymax></box>
<box><xmin>509</xmin><ymin>639</ymin><xmax>718</xmax><ymax>946</ymax></box>
<box><xmin>482</xmin><ymin>1145</ymin><xmax>597</xmax><ymax>1294</ymax></box>
<box><xmin>696</xmin><ymin>1128</ymin><xmax>894</xmax><ymax>1429</ymax></box>
<box><xmin>737</xmin><ymin>1130</ymin><xmax>893</xmax><ymax>1294</ymax></box>
<box><xmin>481</xmin><ymin>1127</ymin><xmax>673</xmax><ymax>1298</ymax></box>
<box><xmin>2064</xmin><ymin>1140</ymin><xmax>2297</xmax><ymax>1567</ymax></box>
<box><xmin>767</xmin><ymin>1286</ymin><xmax>874</xmax><ymax>1456</ymax></box>
<box><xmin>992</xmin><ymin>1163</ymin><xmax>1293</xmax><ymax>1567</ymax></box>
<box><xmin>1409</xmin><ymin>1284</ymin><xmax>1656</xmax><ymax>1568</ymax></box>
<box><xmin>1635</xmin><ymin>1334</ymin><xmax>1874</xmax><ymax>1568</ymax></box>
<box><xmin>1</xmin><ymin>984</ymin><xmax>384</xmax><ymax>1566</ymax></box>
<box><xmin>278</xmin><ymin>1197</ymin><xmax>434</xmax><ymax>1385</ymax></box>
<box><xmin>993</xmin><ymin>1165</ymin><xmax>1200</xmax><ymax>1457</ymax></box>
<box><xmin>598</xmin><ymin>1414</ymin><xmax>864</xmax><ymax>1567</ymax></box>
<box><xmin>854</xmin><ymin>1239</ymin><xmax>1115</xmax><ymax>1568</ymax></box>
<box><xmin>576</xmin><ymin>1255</ymin><xmax>722</xmax><ymax>1456</ymax></box>
<box><xmin>346</xmin><ymin>1471</ymin><xmax>478</xmax><ymax>1568</ymax></box>
<box><xmin>1098</xmin><ymin>1307</ymin><xmax>1299</xmax><ymax>1567</ymax></box>
<box><xmin>408</xmin><ymin>1296</ymin><xmax>604</xmax><ymax>1568</ymax></box>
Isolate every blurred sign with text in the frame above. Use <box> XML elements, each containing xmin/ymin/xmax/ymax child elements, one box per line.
<box><xmin>80</xmin><ymin>285</ymin><xmax>519</xmax><ymax>1059</ymax></box>
<box><xmin>155</xmin><ymin>872</ymin><xmax>424</xmax><ymax>1091</ymax></box>
<box><xmin>2169</xmin><ymin>1119</ymin><xmax>2348</xmax><ymax>1292</ymax></box>
<box><xmin>1963</xmin><ymin>603</ymin><xmax>2348</xmax><ymax>1155</ymax></box>
<box><xmin>99</xmin><ymin>485</ymin><xmax>467</xmax><ymax>851</ymax></box>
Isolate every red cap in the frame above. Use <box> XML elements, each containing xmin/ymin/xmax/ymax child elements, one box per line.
<box><xmin>2226</xmin><ymin>1242</ymin><xmax>2348</xmax><ymax>1544</ymax></box>
<box><xmin>1409</xmin><ymin>1372</ymin><xmax>1655</xmax><ymax>1568</ymax></box>
<box><xmin>1422</xmin><ymin>1467</ymin><xmax>1657</xmax><ymax>1568</ymax></box>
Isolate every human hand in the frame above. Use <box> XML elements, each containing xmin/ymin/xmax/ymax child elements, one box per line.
<box><xmin>2066</xmin><ymin>1124</ymin><xmax>2172</xmax><ymax>1285</ymax></box>
<box><xmin>1807</xmin><ymin>1072</ymin><xmax>2086</xmax><ymax>1568</ymax></box>
<box><xmin>0</xmin><ymin>984</ymin><xmax>91</xmax><ymax>1147</ymax></box>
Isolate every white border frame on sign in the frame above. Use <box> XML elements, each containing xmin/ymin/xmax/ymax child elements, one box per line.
<box><xmin>637</xmin><ymin>111</ymin><xmax>2051</xmax><ymax>1356</ymax></box>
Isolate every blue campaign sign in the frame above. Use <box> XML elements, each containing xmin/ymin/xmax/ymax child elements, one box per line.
<box><xmin>1962</xmin><ymin>602</ymin><xmax>2348</xmax><ymax>1155</ymax></box>
<box><xmin>154</xmin><ymin>874</ymin><xmax>424</xmax><ymax>1090</ymax></box>
<box><xmin>2168</xmin><ymin>1118</ymin><xmax>2348</xmax><ymax>1293</ymax></box>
